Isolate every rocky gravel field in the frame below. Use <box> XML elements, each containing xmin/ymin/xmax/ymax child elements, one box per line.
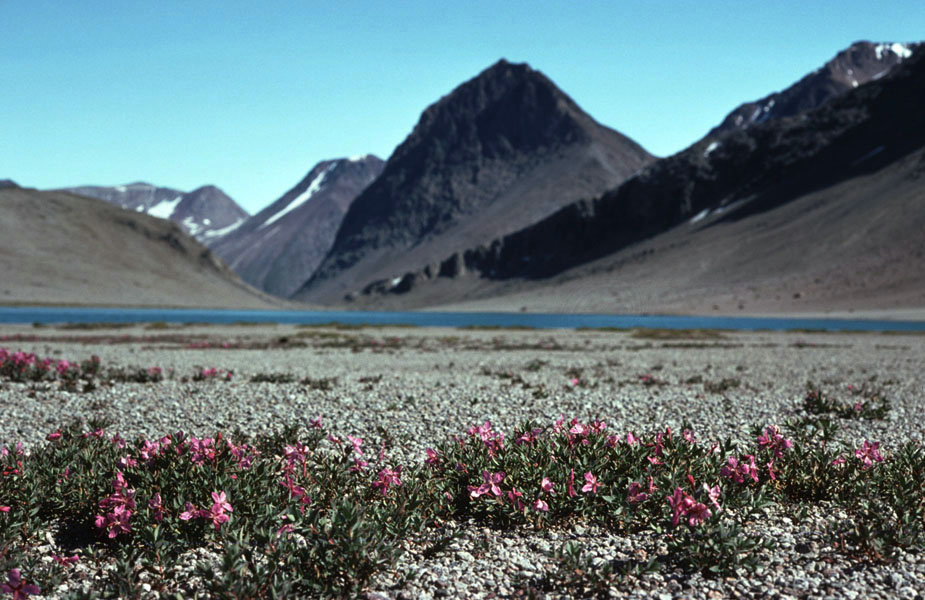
<box><xmin>1</xmin><ymin>323</ymin><xmax>923</xmax><ymax>599</ymax></box>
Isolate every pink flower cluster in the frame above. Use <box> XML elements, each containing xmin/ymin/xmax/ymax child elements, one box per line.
<box><xmin>372</xmin><ymin>467</ymin><xmax>403</xmax><ymax>496</ymax></box>
<box><xmin>720</xmin><ymin>455</ymin><xmax>759</xmax><ymax>484</ymax></box>
<box><xmin>757</xmin><ymin>425</ymin><xmax>793</xmax><ymax>459</ymax></box>
<box><xmin>196</xmin><ymin>367</ymin><xmax>233</xmax><ymax>381</ymax></box>
<box><xmin>467</xmin><ymin>421</ymin><xmax>505</xmax><ymax>456</ymax></box>
<box><xmin>626</xmin><ymin>477</ymin><xmax>657</xmax><ymax>504</ymax></box>
<box><xmin>855</xmin><ymin>440</ymin><xmax>884</xmax><ymax>469</ymax></box>
<box><xmin>179</xmin><ymin>491</ymin><xmax>233</xmax><ymax>530</ymax></box>
<box><xmin>667</xmin><ymin>485</ymin><xmax>718</xmax><ymax>527</ymax></box>
<box><xmin>94</xmin><ymin>472</ymin><xmax>136</xmax><ymax>539</ymax></box>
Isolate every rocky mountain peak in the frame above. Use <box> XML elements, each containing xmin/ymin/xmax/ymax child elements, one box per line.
<box><xmin>295</xmin><ymin>60</ymin><xmax>654</xmax><ymax>303</ymax></box>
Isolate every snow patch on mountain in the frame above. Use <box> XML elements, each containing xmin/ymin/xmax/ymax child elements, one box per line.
<box><xmin>260</xmin><ymin>163</ymin><xmax>336</xmax><ymax>229</ymax></box>
<box><xmin>202</xmin><ymin>218</ymin><xmax>245</xmax><ymax>240</ymax></box>
<box><xmin>876</xmin><ymin>42</ymin><xmax>914</xmax><ymax>61</ymax></box>
<box><xmin>148</xmin><ymin>196</ymin><xmax>182</xmax><ymax>219</ymax></box>
<box><xmin>690</xmin><ymin>209</ymin><xmax>710</xmax><ymax>224</ymax></box>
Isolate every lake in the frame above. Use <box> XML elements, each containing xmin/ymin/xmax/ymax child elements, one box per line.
<box><xmin>0</xmin><ymin>306</ymin><xmax>923</xmax><ymax>331</ymax></box>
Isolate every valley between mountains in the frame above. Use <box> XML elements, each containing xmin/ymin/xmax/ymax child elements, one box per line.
<box><xmin>4</xmin><ymin>40</ymin><xmax>923</xmax><ymax>316</ymax></box>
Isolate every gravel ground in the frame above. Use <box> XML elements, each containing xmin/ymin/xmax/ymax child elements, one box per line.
<box><xmin>1</xmin><ymin>323</ymin><xmax>923</xmax><ymax>599</ymax></box>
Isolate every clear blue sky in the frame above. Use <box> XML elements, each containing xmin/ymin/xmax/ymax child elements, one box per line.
<box><xmin>3</xmin><ymin>1</ymin><xmax>923</xmax><ymax>213</ymax></box>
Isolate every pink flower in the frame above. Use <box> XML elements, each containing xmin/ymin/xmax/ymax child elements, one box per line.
<box><xmin>667</xmin><ymin>487</ymin><xmax>712</xmax><ymax>527</ymax></box>
<box><xmin>532</xmin><ymin>499</ymin><xmax>549</xmax><ymax>512</ymax></box>
<box><xmin>720</xmin><ymin>455</ymin><xmax>759</xmax><ymax>484</ymax></box>
<box><xmin>507</xmin><ymin>489</ymin><xmax>525</xmax><ymax>510</ymax></box>
<box><xmin>208</xmin><ymin>491</ymin><xmax>232</xmax><ymax>530</ymax></box>
<box><xmin>667</xmin><ymin>487</ymin><xmax>690</xmax><ymax>527</ymax></box>
<box><xmin>626</xmin><ymin>481</ymin><xmax>649</xmax><ymax>504</ymax></box>
<box><xmin>766</xmin><ymin>459</ymin><xmax>777</xmax><ymax>481</ymax></box>
<box><xmin>211</xmin><ymin>491</ymin><xmax>232</xmax><ymax>512</ymax></box>
<box><xmin>540</xmin><ymin>477</ymin><xmax>555</xmax><ymax>494</ymax></box>
<box><xmin>468</xmin><ymin>470</ymin><xmax>505</xmax><ymax>498</ymax></box>
<box><xmin>628</xmin><ymin>475</ymin><xmax>658</xmax><ymax>504</ymax></box>
<box><xmin>52</xmin><ymin>555</ymin><xmax>79</xmax><ymax>566</ymax></box>
<box><xmin>283</xmin><ymin>442</ymin><xmax>309</xmax><ymax>467</ymax></box>
<box><xmin>515</xmin><ymin>428</ymin><xmax>543</xmax><ymax>445</ymax></box>
<box><xmin>372</xmin><ymin>466</ymin><xmax>403</xmax><ymax>496</ymax></box>
<box><xmin>757</xmin><ymin>425</ymin><xmax>793</xmax><ymax>459</ymax></box>
<box><xmin>346</xmin><ymin>435</ymin><xmax>364</xmax><ymax>455</ymax></box>
<box><xmin>685</xmin><ymin>501</ymin><xmax>712</xmax><ymax>526</ymax></box>
<box><xmin>553</xmin><ymin>414</ymin><xmax>567</xmax><ymax>433</ymax></box>
<box><xmin>179</xmin><ymin>502</ymin><xmax>204</xmax><ymax>521</ymax></box>
<box><xmin>94</xmin><ymin>505</ymin><xmax>132</xmax><ymax>538</ymax></box>
<box><xmin>703</xmin><ymin>484</ymin><xmax>722</xmax><ymax>513</ymax></box>
<box><xmin>280</xmin><ymin>477</ymin><xmax>311</xmax><ymax>513</ymax></box>
<box><xmin>855</xmin><ymin>441</ymin><xmax>884</xmax><ymax>470</ymax></box>
<box><xmin>189</xmin><ymin>437</ymin><xmax>217</xmax><ymax>465</ymax></box>
<box><xmin>581</xmin><ymin>472</ymin><xmax>600</xmax><ymax>494</ymax></box>
<box><xmin>1</xmin><ymin>569</ymin><xmax>41</xmax><ymax>599</ymax></box>
<box><xmin>148</xmin><ymin>493</ymin><xmax>165</xmax><ymax>522</ymax></box>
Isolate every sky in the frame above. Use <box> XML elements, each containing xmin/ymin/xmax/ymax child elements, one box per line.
<box><xmin>3</xmin><ymin>1</ymin><xmax>923</xmax><ymax>214</ymax></box>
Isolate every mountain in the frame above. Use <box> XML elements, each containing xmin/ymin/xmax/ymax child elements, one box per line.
<box><xmin>208</xmin><ymin>155</ymin><xmax>384</xmax><ymax>297</ymax></box>
<box><xmin>0</xmin><ymin>186</ymin><xmax>281</xmax><ymax>308</ymax></box>
<box><xmin>347</xmin><ymin>43</ymin><xmax>925</xmax><ymax>313</ymax></box>
<box><xmin>708</xmin><ymin>41</ymin><xmax>919</xmax><ymax>137</ymax></box>
<box><xmin>294</xmin><ymin>59</ymin><xmax>655</xmax><ymax>303</ymax></box>
<box><xmin>56</xmin><ymin>182</ymin><xmax>249</xmax><ymax>242</ymax></box>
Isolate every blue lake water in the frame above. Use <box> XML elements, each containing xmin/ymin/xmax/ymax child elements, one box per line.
<box><xmin>0</xmin><ymin>306</ymin><xmax>923</xmax><ymax>332</ymax></box>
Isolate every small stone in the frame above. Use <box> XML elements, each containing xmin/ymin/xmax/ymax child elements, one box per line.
<box><xmin>898</xmin><ymin>586</ymin><xmax>917</xmax><ymax>600</ymax></box>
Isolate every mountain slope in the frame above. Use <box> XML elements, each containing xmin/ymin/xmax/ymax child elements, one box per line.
<box><xmin>0</xmin><ymin>187</ymin><xmax>280</xmax><ymax>308</ymax></box>
<box><xmin>58</xmin><ymin>182</ymin><xmax>249</xmax><ymax>242</ymax></box>
<box><xmin>209</xmin><ymin>155</ymin><xmax>384</xmax><ymax>297</ymax></box>
<box><xmin>355</xmin><ymin>44</ymin><xmax>925</xmax><ymax>312</ymax></box>
<box><xmin>294</xmin><ymin>59</ymin><xmax>654</xmax><ymax>303</ymax></box>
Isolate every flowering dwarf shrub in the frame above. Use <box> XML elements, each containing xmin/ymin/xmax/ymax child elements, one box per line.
<box><xmin>192</xmin><ymin>367</ymin><xmax>234</xmax><ymax>382</ymax></box>
<box><xmin>0</xmin><ymin>420</ymin><xmax>430</xmax><ymax>598</ymax></box>
<box><xmin>803</xmin><ymin>383</ymin><xmax>891</xmax><ymax>420</ymax></box>
<box><xmin>0</xmin><ymin>412</ymin><xmax>922</xmax><ymax>596</ymax></box>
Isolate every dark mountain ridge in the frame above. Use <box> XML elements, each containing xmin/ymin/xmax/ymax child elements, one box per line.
<box><xmin>708</xmin><ymin>40</ymin><xmax>919</xmax><ymax>137</ymax></box>
<box><xmin>354</xmin><ymin>44</ymin><xmax>925</xmax><ymax>305</ymax></box>
<box><xmin>295</xmin><ymin>59</ymin><xmax>654</xmax><ymax>303</ymax></box>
